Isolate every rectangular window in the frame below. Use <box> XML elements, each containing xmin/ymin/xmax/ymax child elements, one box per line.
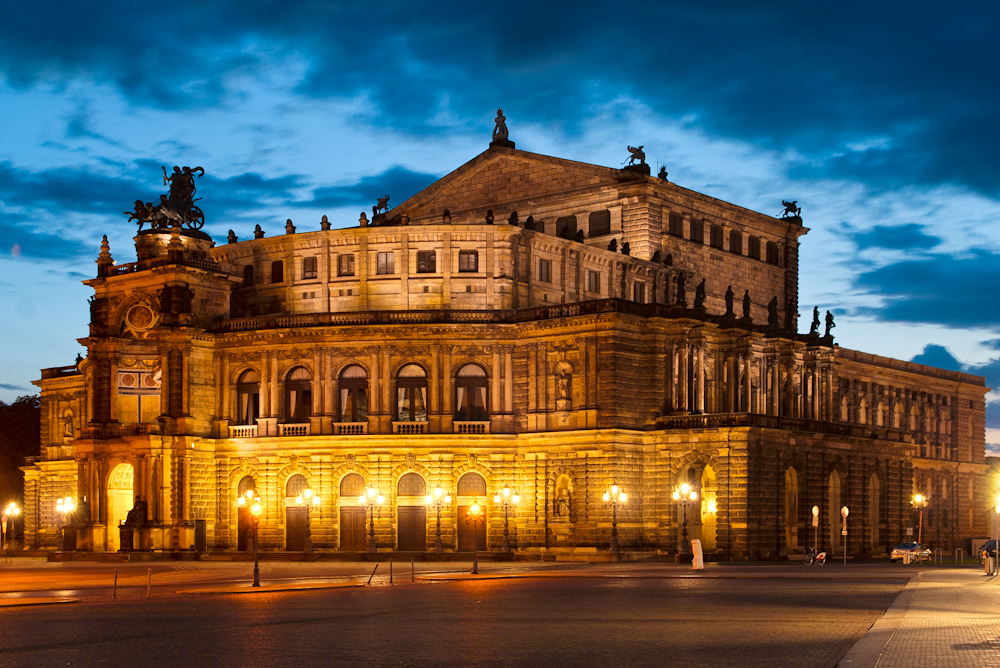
<box><xmin>338</xmin><ymin>254</ymin><xmax>355</xmax><ymax>276</ymax></box>
<box><xmin>271</xmin><ymin>260</ymin><xmax>284</xmax><ymax>284</ymax></box>
<box><xmin>588</xmin><ymin>210</ymin><xmax>611</xmax><ymax>237</ymax></box>
<box><xmin>710</xmin><ymin>225</ymin><xmax>724</xmax><ymax>249</ymax></box>
<box><xmin>556</xmin><ymin>215</ymin><xmax>577</xmax><ymax>239</ymax></box>
<box><xmin>668</xmin><ymin>212</ymin><xmax>684</xmax><ymax>237</ymax></box>
<box><xmin>302</xmin><ymin>256</ymin><xmax>318</xmax><ymax>279</ymax></box>
<box><xmin>539</xmin><ymin>258</ymin><xmax>552</xmax><ymax>283</ymax></box>
<box><xmin>416</xmin><ymin>250</ymin><xmax>436</xmax><ymax>273</ymax></box>
<box><xmin>690</xmin><ymin>219</ymin><xmax>704</xmax><ymax>244</ymax></box>
<box><xmin>458</xmin><ymin>250</ymin><xmax>479</xmax><ymax>272</ymax></box>
<box><xmin>587</xmin><ymin>269</ymin><xmax>601</xmax><ymax>294</ymax></box>
<box><xmin>747</xmin><ymin>236</ymin><xmax>761</xmax><ymax>260</ymax></box>
<box><xmin>377</xmin><ymin>252</ymin><xmax>394</xmax><ymax>275</ymax></box>
<box><xmin>633</xmin><ymin>282</ymin><xmax>646</xmax><ymax>303</ymax></box>
<box><xmin>729</xmin><ymin>231</ymin><xmax>743</xmax><ymax>255</ymax></box>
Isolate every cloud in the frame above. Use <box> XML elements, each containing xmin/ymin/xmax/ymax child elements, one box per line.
<box><xmin>851</xmin><ymin>224</ymin><xmax>941</xmax><ymax>251</ymax></box>
<box><xmin>852</xmin><ymin>250</ymin><xmax>1000</xmax><ymax>328</ymax></box>
<box><xmin>0</xmin><ymin>216</ymin><xmax>90</xmax><ymax>260</ymax></box>
<box><xmin>911</xmin><ymin>344</ymin><xmax>963</xmax><ymax>372</ymax></box>
<box><xmin>308</xmin><ymin>166</ymin><xmax>439</xmax><ymax>209</ymax></box>
<box><xmin>0</xmin><ymin>382</ymin><xmax>32</xmax><ymax>392</ymax></box>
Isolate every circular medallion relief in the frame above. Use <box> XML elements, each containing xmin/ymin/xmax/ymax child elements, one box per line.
<box><xmin>125</xmin><ymin>304</ymin><xmax>155</xmax><ymax>331</ymax></box>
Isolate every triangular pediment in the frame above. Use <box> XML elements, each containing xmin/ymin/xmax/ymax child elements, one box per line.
<box><xmin>383</xmin><ymin>146</ymin><xmax>647</xmax><ymax>224</ymax></box>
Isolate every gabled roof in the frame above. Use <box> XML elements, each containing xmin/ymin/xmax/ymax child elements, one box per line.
<box><xmin>381</xmin><ymin>145</ymin><xmax>648</xmax><ymax>224</ymax></box>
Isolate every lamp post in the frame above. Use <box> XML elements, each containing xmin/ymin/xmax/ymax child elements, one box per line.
<box><xmin>492</xmin><ymin>487</ymin><xmax>520</xmax><ymax>553</ymax></box>
<box><xmin>993</xmin><ymin>501</ymin><xmax>1000</xmax><ymax>576</ymax></box>
<box><xmin>811</xmin><ymin>505</ymin><xmax>819</xmax><ymax>554</ymax></box>
<box><xmin>464</xmin><ymin>500</ymin><xmax>485</xmax><ymax>574</ymax></box>
<box><xmin>841</xmin><ymin>505</ymin><xmax>849</xmax><ymax>566</ymax></box>
<box><xmin>912</xmin><ymin>494</ymin><xmax>926</xmax><ymax>546</ymax></box>
<box><xmin>602</xmin><ymin>483</ymin><xmax>627</xmax><ymax>560</ymax></box>
<box><xmin>424</xmin><ymin>487</ymin><xmax>451</xmax><ymax>553</ymax></box>
<box><xmin>295</xmin><ymin>488</ymin><xmax>320</xmax><ymax>554</ymax></box>
<box><xmin>237</xmin><ymin>489</ymin><xmax>263</xmax><ymax>587</ymax></box>
<box><xmin>358</xmin><ymin>487</ymin><xmax>384</xmax><ymax>554</ymax></box>
<box><xmin>55</xmin><ymin>496</ymin><xmax>75</xmax><ymax>552</ymax></box>
<box><xmin>673</xmin><ymin>483</ymin><xmax>698</xmax><ymax>563</ymax></box>
<box><xmin>2</xmin><ymin>502</ymin><xmax>19</xmax><ymax>551</ymax></box>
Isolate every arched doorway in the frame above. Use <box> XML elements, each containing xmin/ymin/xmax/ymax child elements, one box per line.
<box><xmin>828</xmin><ymin>471</ymin><xmax>842</xmax><ymax>555</ymax></box>
<box><xmin>785</xmin><ymin>468</ymin><xmax>799</xmax><ymax>552</ymax></box>
<box><xmin>237</xmin><ymin>475</ymin><xmax>256</xmax><ymax>551</ymax></box>
<box><xmin>456</xmin><ymin>472</ymin><xmax>487</xmax><ymax>551</ymax></box>
<box><xmin>339</xmin><ymin>473</ymin><xmax>366</xmax><ymax>551</ymax></box>
<box><xmin>700</xmin><ymin>465</ymin><xmax>718</xmax><ymax>552</ymax></box>
<box><xmin>107</xmin><ymin>463</ymin><xmax>134</xmax><ymax>552</ymax></box>
<box><xmin>397</xmin><ymin>472</ymin><xmax>427</xmax><ymax>551</ymax></box>
<box><xmin>285</xmin><ymin>474</ymin><xmax>308</xmax><ymax>551</ymax></box>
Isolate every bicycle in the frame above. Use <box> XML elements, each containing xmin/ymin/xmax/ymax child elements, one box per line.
<box><xmin>803</xmin><ymin>546</ymin><xmax>827</xmax><ymax>566</ymax></box>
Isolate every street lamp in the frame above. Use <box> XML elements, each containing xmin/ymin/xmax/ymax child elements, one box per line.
<box><xmin>841</xmin><ymin>505</ymin><xmax>849</xmax><ymax>566</ymax></box>
<box><xmin>465</xmin><ymin>500</ymin><xmax>486</xmax><ymax>574</ymax></box>
<box><xmin>55</xmin><ymin>496</ymin><xmax>75</xmax><ymax>552</ymax></box>
<box><xmin>358</xmin><ymin>487</ymin><xmax>384</xmax><ymax>554</ymax></box>
<box><xmin>424</xmin><ymin>487</ymin><xmax>452</xmax><ymax>553</ymax></box>
<box><xmin>602</xmin><ymin>483</ymin><xmax>627</xmax><ymax>560</ymax></box>
<box><xmin>912</xmin><ymin>494</ymin><xmax>926</xmax><ymax>545</ymax></box>
<box><xmin>673</xmin><ymin>483</ymin><xmax>698</xmax><ymax>563</ymax></box>
<box><xmin>492</xmin><ymin>487</ymin><xmax>520</xmax><ymax>553</ymax></box>
<box><xmin>2</xmin><ymin>502</ymin><xmax>20</xmax><ymax>551</ymax></box>
<box><xmin>811</xmin><ymin>505</ymin><xmax>820</xmax><ymax>554</ymax></box>
<box><xmin>295</xmin><ymin>488</ymin><xmax>320</xmax><ymax>554</ymax></box>
<box><xmin>237</xmin><ymin>489</ymin><xmax>263</xmax><ymax>587</ymax></box>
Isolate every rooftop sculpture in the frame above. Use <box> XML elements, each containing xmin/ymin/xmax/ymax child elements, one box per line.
<box><xmin>125</xmin><ymin>165</ymin><xmax>205</xmax><ymax>230</ymax></box>
<box><xmin>624</xmin><ymin>146</ymin><xmax>646</xmax><ymax>166</ymax></box>
<box><xmin>779</xmin><ymin>200</ymin><xmax>801</xmax><ymax>219</ymax></box>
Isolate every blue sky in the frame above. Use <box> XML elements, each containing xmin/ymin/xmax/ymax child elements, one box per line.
<box><xmin>2</xmin><ymin>1</ymin><xmax>999</xmax><ymax>450</ymax></box>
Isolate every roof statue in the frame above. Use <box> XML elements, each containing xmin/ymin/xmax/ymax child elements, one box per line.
<box><xmin>824</xmin><ymin>310</ymin><xmax>836</xmax><ymax>338</ymax></box>
<box><xmin>490</xmin><ymin>108</ymin><xmax>515</xmax><ymax>148</ymax></box>
<box><xmin>624</xmin><ymin>146</ymin><xmax>646</xmax><ymax>166</ymax></box>
<box><xmin>809</xmin><ymin>307</ymin><xmax>820</xmax><ymax>335</ymax></box>
<box><xmin>779</xmin><ymin>200</ymin><xmax>801</xmax><ymax>219</ymax></box>
<box><xmin>125</xmin><ymin>165</ymin><xmax>205</xmax><ymax>231</ymax></box>
<box><xmin>372</xmin><ymin>195</ymin><xmax>391</xmax><ymax>217</ymax></box>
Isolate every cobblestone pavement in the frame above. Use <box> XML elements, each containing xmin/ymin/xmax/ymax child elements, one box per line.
<box><xmin>840</xmin><ymin>569</ymin><xmax>1000</xmax><ymax>668</ymax></box>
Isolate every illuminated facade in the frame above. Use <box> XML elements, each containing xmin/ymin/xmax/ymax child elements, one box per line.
<box><xmin>24</xmin><ymin>140</ymin><xmax>989</xmax><ymax>559</ymax></box>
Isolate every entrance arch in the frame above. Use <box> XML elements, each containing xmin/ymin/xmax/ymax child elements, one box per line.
<box><xmin>107</xmin><ymin>463</ymin><xmax>134</xmax><ymax>552</ymax></box>
<box><xmin>237</xmin><ymin>475</ymin><xmax>256</xmax><ymax>551</ymax></box>
<box><xmin>700</xmin><ymin>465</ymin><xmax>718</xmax><ymax>552</ymax></box>
<box><xmin>456</xmin><ymin>472</ymin><xmax>487</xmax><ymax>551</ymax></box>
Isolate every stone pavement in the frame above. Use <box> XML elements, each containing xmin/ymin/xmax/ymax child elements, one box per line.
<box><xmin>839</xmin><ymin>568</ymin><xmax>1000</xmax><ymax>668</ymax></box>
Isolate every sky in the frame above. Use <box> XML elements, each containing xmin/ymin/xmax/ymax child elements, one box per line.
<box><xmin>1</xmin><ymin>1</ymin><xmax>999</xmax><ymax>450</ymax></box>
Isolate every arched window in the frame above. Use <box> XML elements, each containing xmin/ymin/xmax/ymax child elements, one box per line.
<box><xmin>243</xmin><ymin>265</ymin><xmax>254</xmax><ymax>287</ymax></box>
<box><xmin>238</xmin><ymin>475</ymin><xmax>256</xmax><ymax>496</ymax></box>
<box><xmin>858</xmin><ymin>398</ymin><xmax>869</xmax><ymax>424</ymax></box>
<box><xmin>840</xmin><ymin>395</ymin><xmax>851</xmax><ymax>422</ymax></box>
<box><xmin>284</xmin><ymin>366</ymin><xmax>312</xmax><ymax>423</ymax></box>
<box><xmin>457</xmin><ymin>472</ymin><xmax>486</xmax><ymax>496</ymax></box>
<box><xmin>236</xmin><ymin>370</ymin><xmax>260</xmax><ymax>425</ymax></box>
<box><xmin>397</xmin><ymin>472</ymin><xmax>426</xmax><ymax>497</ymax></box>
<box><xmin>271</xmin><ymin>260</ymin><xmax>284</xmax><ymax>284</ymax></box>
<box><xmin>338</xmin><ymin>365</ymin><xmax>369</xmax><ymax>422</ymax></box>
<box><xmin>876</xmin><ymin>400</ymin><xmax>887</xmax><ymax>427</ymax></box>
<box><xmin>340</xmin><ymin>473</ymin><xmax>364</xmax><ymax>498</ymax></box>
<box><xmin>395</xmin><ymin>364</ymin><xmax>427</xmax><ymax>422</ymax></box>
<box><xmin>454</xmin><ymin>364</ymin><xmax>488</xmax><ymax>421</ymax></box>
<box><xmin>286</xmin><ymin>474</ymin><xmax>308</xmax><ymax>497</ymax></box>
<box><xmin>893</xmin><ymin>402</ymin><xmax>904</xmax><ymax>429</ymax></box>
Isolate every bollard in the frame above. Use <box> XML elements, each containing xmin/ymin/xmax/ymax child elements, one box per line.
<box><xmin>390</xmin><ymin>560</ymin><xmax>393</xmax><ymax>584</ymax></box>
<box><xmin>411</xmin><ymin>557</ymin><xmax>415</xmax><ymax>583</ymax></box>
<box><xmin>955</xmin><ymin>548</ymin><xmax>964</xmax><ymax>565</ymax></box>
<box><xmin>113</xmin><ymin>569</ymin><xmax>118</xmax><ymax>599</ymax></box>
<box><xmin>147</xmin><ymin>569</ymin><xmax>151</xmax><ymax>598</ymax></box>
<box><xmin>367</xmin><ymin>563</ymin><xmax>379</xmax><ymax>585</ymax></box>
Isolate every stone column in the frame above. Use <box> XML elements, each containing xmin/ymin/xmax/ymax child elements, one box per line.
<box><xmin>219</xmin><ymin>355</ymin><xmax>230</xmax><ymax>422</ymax></box>
<box><xmin>664</xmin><ymin>342</ymin><xmax>675</xmax><ymax>412</ymax></box>
<box><xmin>259</xmin><ymin>353</ymin><xmax>270</xmax><ymax>417</ymax></box>
<box><xmin>742</xmin><ymin>353</ymin><xmax>752</xmax><ymax>413</ymax></box>
<box><xmin>695</xmin><ymin>345</ymin><xmax>705</xmax><ymax>413</ymax></box>
<box><xmin>678</xmin><ymin>343</ymin><xmax>689</xmax><ymax>412</ymax></box>
<box><xmin>323</xmin><ymin>350</ymin><xmax>335</xmax><ymax>416</ymax></box>
<box><xmin>504</xmin><ymin>347</ymin><xmax>514</xmax><ymax>413</ymax></box>
<box><xmin>312</xmin><ymin>349</ymin><xmax>322</xmax><ymax>416</ymax></box>
<box><xmin>270</xmin><ymin>354</ymin><xmax>280</xmax><ymax>419</ymax></box>
<box><xmin>726</xmin><ymin>353</ymin><xmax>737</xmax><ymax>413</ymax></box>
<box><xmin>770</xmin><ymin>359</ymin><xmax>780</xmax><ymax>416</ymax></box>
<box><xmin>491</xmin><ymin>347</ymin><xmax>501</xmax><ymax>415</ymax></box>
<box><xmin>824</xmin><ymin>366</ymin><xmax>834</xmax><ymax>422</ymax></box>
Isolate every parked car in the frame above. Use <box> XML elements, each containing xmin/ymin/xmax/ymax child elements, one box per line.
<box><xmin>890</xmin><ymin>542</ymin><xmax>932</xmax><ymax>562</ymax></box>
<box><xmin>979</xmin><ymin>540</ymin><xmax>998</xmax><ymax>563</ymax></box>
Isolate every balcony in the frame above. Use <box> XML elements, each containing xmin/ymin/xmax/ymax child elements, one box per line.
<box><xmin>278</xmin><ymin>423</ymin><xmax>311</xmax><ymax>437</ymax></box>
<box><xmin>81</xmin><ymin>423</ymin><xmax>150</xmax><ymax>439</ymax></box>
<box><xmin>335</xmin><ymin>422</ymin><xmax>367</xmax><ymax>435</ymax></box>
<box><xmin>228</xmin><ymin>424</ymin><xmax>258</xmax><ymax>439</ymax></box>
<box><xmin>454</xmin><ymin>421</ymin><xmax>491</xmax><ymax>434</ymax></box>
<box><xmin>392</xmin><ymin>421</ymin><xmax>427</xmax><ymax>435</ymax></box>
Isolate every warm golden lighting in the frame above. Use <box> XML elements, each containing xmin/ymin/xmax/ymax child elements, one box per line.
<box><xmin>611</xmin><ymin>484</ymin><xmax>619</xmax><ymax>495</ymax></box>
<box><xmin>707</xmin><ymin>499</ymin><xmax>717</xmax><ymax>514</ymax></box>
<box><xmin>469</xmin><ymin>501</ymin><xmax>481</xmax><ymax>515</ymax></box>
<box><xmin>913</xmin><ymin>493</ymin><xmax>925</xmax><ymax>506</ymax></box>
<box><xmin>603</xmin><ymin>491</ymin><xmax>610</xmax><ymax>502</ymax></box>
<box><xmin>251</xmin><ymin>501</ymin><xmax>262</xmax><ymax>515</ymax></box>
<box><xmin>6</xmin><ymin>502</ymin><xmax>20</xmax><ymax>516</ymax></box>
<box><xmin>245</xmin><ymin>489</ymin><xmax>254</xmax><ymax>500</ymax></box>
<box><xmin>55</xmin><ymin>496</ymin><xmax>75</xmax><ymax>515</ymax></box>
<box><xmin>620</xmin><ymin>492</ymin><xmax>628</xmax><ymax>503</ymax></box>
<box><xmin>512</xmin><ymin>493</ymin><xmax>520</xmax><ymax>504</ymax></box>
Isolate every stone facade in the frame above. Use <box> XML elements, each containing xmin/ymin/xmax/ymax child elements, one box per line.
<box><xmin>23</xmin><ymin>144</ymin><xmax>989</xmax><ymax>559</ymax></box>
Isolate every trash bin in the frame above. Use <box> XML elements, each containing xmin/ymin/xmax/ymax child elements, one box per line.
<box><xmin>986</xmin><ymin>557</ymin><xmax>994</xmax><ymax>575</ymax></box>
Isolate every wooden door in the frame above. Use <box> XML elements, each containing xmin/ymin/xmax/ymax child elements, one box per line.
<box><xmin>340</xmin><ymin>506</ymin><xmax>367</xmax><ymax>551</ymax></box>
<box><xmin>457</xmin><ymin>505</ymin><xmax>487</xmax><ymax>552</ymax></box>
<box><xmin>397</xmin><ymin>506</ymin><xmax>427</xmax><ymax>551</ymax></box>
<box><xmin>286</xmin><ymin>507</ymin><xmax>307</xmax><ymax>551</ymax></box>
<box><xmin>238</xmin><ymin>506</ymin><xmax>252</xmax><ymax>551</ymax></box>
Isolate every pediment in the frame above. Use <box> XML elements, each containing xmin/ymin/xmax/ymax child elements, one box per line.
<box><xmin>383</xmin><ymin>147</ymin><xmax>647</xmax><ymax>224</ymax></box>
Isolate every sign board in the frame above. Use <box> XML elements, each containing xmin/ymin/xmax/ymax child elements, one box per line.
<box><xmin>906</xmin><ymin>527</ymin><xmax>913</xmax><ymax>536</ymax></box>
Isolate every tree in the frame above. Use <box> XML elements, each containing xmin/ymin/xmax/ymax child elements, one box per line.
<box><xmin>0</xmin><ymin>395</ymin><xmax>41</xmax><ymax>516</ymax></box>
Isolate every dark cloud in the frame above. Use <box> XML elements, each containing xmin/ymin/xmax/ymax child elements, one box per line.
<box><xmin>852</xmin><ymin>250</ymin><xmax>1000</xmax><ymax>327</ymax></box>
<box><xmin>2</xmin><ymin>2</ymin><xmax>998</xmax><ymax>194</ymax></box>
<box><xmin>911</xmin><ymin>344</ymin><xmax>963</xmax><ymax>372</ymax></box>
<box><xmin>0</xmin><ymin>161</ymin><xmax>143</xmax><ymax>216</ymax></box>
<box><xmin>852</xmin><ymin>224</ymin><xmax>941</xmax><ymax>251</ymax></box>
<box><xmin>0</xmin><ymin>217</ymin><xmax>89</xmax><ymax>260</ymax></box>
<box><xmin>308</xmin><ymin>166</ymin><xmax>439</xmax><ymax>209</ymax></box>
<box><xmin>0</xmin><ymin>383</ymin><xmax>32</xmax><ymax>392</ymax></box>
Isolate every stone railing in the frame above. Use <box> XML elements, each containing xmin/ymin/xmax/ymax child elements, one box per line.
<box><xmin>335</xmin><ymin>422</ymin><xmax>367</xmax><ymax>435</ymax></box>
<box><xmin>655</xmin><ymin>413</ymin><xmax>911</xmax><ymax>442</ymax></box>
<box><xmin>454</xmin><ymin>421</ymin><xmax>490</xmax><ymax>434</ymax></box>
<box><xmin>80</xmin><ymin>423</ymin><xmax>150</xmax><ymax>440</ymax></box>
<box><xmin>228</xmin><ymin>424</ymin><xmax>258</xmax><ymax>438</ymax></box>
<box><xmin>392</xmin><ymin>421</ymin><xmax>427</xmax><ymax>435</ymax></box>
<box><xmin>278</xmin><ymin>423</ymin><xmax>311</xmax><ymax>437</ymax></box>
